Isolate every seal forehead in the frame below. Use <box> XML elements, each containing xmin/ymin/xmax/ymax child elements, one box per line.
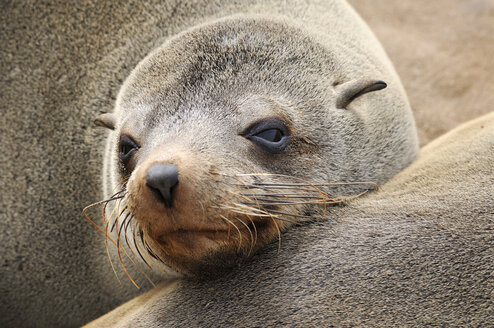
<box><xmin>117</xmin><ymin>16</ymin><xmax>343</xmax><ymax>123</ymax></box>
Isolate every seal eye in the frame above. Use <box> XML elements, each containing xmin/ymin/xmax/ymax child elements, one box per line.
<box><xmin>243</xmin><ymin>119</ymin><xmax>289</xmax><ymax>154</ymax></box>
<box><xmin>255</xmin><ymin>129</ymin><xmax>283</xmax><ymax>143</ymax></box>
<box><xmin>119</xmin><ymin>135</ymin><xmax>139</xmax><ymax>166</ymax></box>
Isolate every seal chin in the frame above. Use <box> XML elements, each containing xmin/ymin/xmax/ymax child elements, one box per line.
<box><xmin>140</xmin><ymin>215</ymin><xmax>281</xmax><ymax>276</ymax></box>
<box><xmin>154</xmin><ymin>229</ymin><xmax>233</xmax><ymax>252</ymax></box>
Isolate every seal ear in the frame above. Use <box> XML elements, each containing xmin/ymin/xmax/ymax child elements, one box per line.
<box><xmin>335</xmin><ymin>78</ymin><xmax>387</xmax><ymax>109</ymax></box>
<box><xmin>94</xmin><ymin>113</ymin><xmax>116</xmax><ymax>130</ymax></box>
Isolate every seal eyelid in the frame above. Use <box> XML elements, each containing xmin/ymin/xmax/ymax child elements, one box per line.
<box><xmin>119</xmin><ymin>135</ymin><xmax>139</xmax><ymax>164</ymax></box>
<box><xmin>242</xmin><ymin>119</ymin><xmax>289</xmax><ymax>154</ymax></box>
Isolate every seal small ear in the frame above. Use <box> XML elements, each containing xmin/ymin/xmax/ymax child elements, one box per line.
<box><xmin>335</xmin><ymin>78</ymin><xmax>387</xmax><ymax>109</ymax></box>
<box><xmin>94</xmin><ymin>113</ymin><xmax>116</xmax><ymax>130</ymax></box>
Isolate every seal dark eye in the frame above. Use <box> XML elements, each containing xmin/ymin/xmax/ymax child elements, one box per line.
<box><xmin>243</xmin><ymin>119</ymin><xmax>289</xmax><ymax>154</ymax></box>
<box><xmin>255</xmin><ymin>129</ymin><xmax>283</xmax><ymax>142</ymax></box>
<box><xmin>119</xmin><ymin>135</ymin><xmax>139</xmax><ymax>167</ymax></box>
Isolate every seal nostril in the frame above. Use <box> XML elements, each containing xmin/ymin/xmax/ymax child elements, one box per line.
<box><xmin>145</xmin><ymin>163</ymin><xmax>179</xmax><ymax>208</ymax></box>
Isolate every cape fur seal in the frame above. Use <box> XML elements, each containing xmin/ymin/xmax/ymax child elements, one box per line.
<box><xmin>3</xmin><ymin>0</ymin><xmax>446</xmax><ymax>326</ymax></box>
<box><xmin>86</xmin><ymin>111</ymin><xmax>494</xmax><ymax>327</ymax></box>
<box><xmin>94</xmin><ymin>9</ymin><xmax>417</xmax><ymax>277</ymax></box>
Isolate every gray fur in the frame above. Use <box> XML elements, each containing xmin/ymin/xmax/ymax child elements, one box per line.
<box><xmin>103</xmin><ymin>4</ymin><xmax>417</xmax><ymax>277</ymax></box>
<box><xmin>1</xmin><ymin>0</ymin><xmax>416</xmax><ymax>326</ymax></box>
<box><xmin>87</xmin><ymin>112</ymin><xmax>494</xmax><ymax>327</ymax></box>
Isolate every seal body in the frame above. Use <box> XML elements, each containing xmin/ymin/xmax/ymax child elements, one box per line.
<box><xmin>100</xmin><ymin>4</ymin><xmax>418</xmax><ymax>277</ymax></box>
<box><xmin>87</xmin><ymin>112</ymin><xmax>494</xmax><ymax>327</ymax></box>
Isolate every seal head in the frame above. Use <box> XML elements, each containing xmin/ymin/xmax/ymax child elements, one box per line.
<box><xmin>98</xmin><ymin>15</ymin><xmax>418</xmax><ymax>276</ymax></box>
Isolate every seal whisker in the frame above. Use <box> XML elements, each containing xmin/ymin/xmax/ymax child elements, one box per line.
<box><xmin>224</xmin><ymin>205</ymin><xmax>300</xmax><ymax>224</ymax></box>
<box><xmin>138</xmin><ymin>230</ymin><xmax>165</xmax><ymax>265</ymax></box>
<box><xmin>143</xmin><ymin>238</ymin><xmax>168</xmax><ymax>269</ymax></box>
<box><xmin>241</xmin><ymin>197</ymin><xmax>322</xmax><ymax>204</ymax></box>
<box><xmin>227</xmin><ymin>181</ymin><xmax>303</xmax><ymax>224</ymax></box>
<box><xmin>245</xmin><ymin>214</ymin><xmax>258</xmax><ymax>250</ymax></box>
<box><xmin>110</xmin><ymin>199</ymin><xmax>154</xmax><ymax>289</ymax></box>
<box><xmin>235</xmin><ymin>174</ymin><xmax>379</xmax><ymax>206</ymax></box>
<box><xmin>105</xmin><ymin>200</ymin><xmax>122</xmax><ymax>242</ymax></box>
<box><xmin>110</xmin><ymin>195</ymin><xmax>130</xmax><ymax>233</ymax></box>
<box><xmin>116</xmin><ymin>209</ymin><xmax>131</xmax><ymax>267</ymax></box>
<box><xmin>134</xmin><ymin>229</ymin><xmax>168</xmax><ymax>273</ymax></box>
<box><xmin>240</xmin><ymin>193</ymin><xmax>324</xmax><ymax>199</ymax></box>
<box><xmin>123</xmin><ymin>215</ymin><xmax>162</xmax><ymax>274</ymax></box>
<box><xmin>83</xmin><ymin>192</ymin><xmax>159</xmax><ymax>289</ymax></box>
<box><xmin>232</xmin><ymin>175</ymin><xmax>379</xmax><ymax>227</ymax></box>
<box><xmin>135</xmin><ymin>227</ymin><xmax>169</xmax><ymax>275</ymax></box>
<box><xmin>122</xmin><ymin>213</ymin><xmax>139</xmax><ymax>261</ymax></box>
<box><xmin>239</xmin><ymin>184</ymin><xmax>327</xmax><ymax>192</ymax></box>
<box><xmin>225</xmin><ymin>189</ymin><xmax>259</xmax><ymax>203</ymax></box>
<box><xmin>145</xmin><ymin>244</ymin><xmax>160</xmax><ymax>261</ymax></box>
<box><xmin>81</xmin><ymin>195</ymin><xmax>123</xmax><ymax>242</ymax></box>
<box><xmin>241</xmin><ymin>200</ymin><xmax>339</xmax><ymax>206</ymax></box>
<box><xmin>220</xmin><ymin>215</ymin><xmax>243</xmax><ymax>252</ymax></box>
<box><xmin>266</xmin><ymin>211</ymin><xmax>282</xmax><ymax>252</ymax></box>
<box><xmin>114</xmin><ymin>220</ymin><xmax>157</xmax><ymax>288</ymax></box>
<box><xmin>261</xmin><ymin>209</ymin><xmax>310</xmax><ymax>219</ymax></box>
<box><xmin>236</xmin><ymin>174</ymin><xmax>379</xmax><ymax>188</ymax></box>
<box><xmin>340</xmin><ymin>189</ymin><xmax>372</xmax><ymax>202</ymax></box>
<box><xmin>233</xmin><ymin>217</ymin><xmax>255</xmax><ymax>256</ymax></box>
<box><xmin>98</xmin><ymin>206</ymin><xmax>136</xmax><ymax>287</ymax></box>
<box><xmin>132</xmin><ymin>226</ymin><xmax>155</xmax><ymax>272</ymax></box>
<box><xmin>248</xmin><ymin>182</ymin><xmax>323</xmax><ymax>187</ymax></box>
<box><xmin>105</xmin><ymin>197</ymin><xmax>123</xmax><ymax>285</ymax></box>
<box><xmin>241</xmin><ymin>182</ymin><xmax>377</xmax><ymax>188</ymax></box>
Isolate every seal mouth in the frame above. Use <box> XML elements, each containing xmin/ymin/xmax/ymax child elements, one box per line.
<box><xmin>157</xmin><ymin>228</ymin><xmax>235</xmax><ymax>241</ymax></box>
<box><xmin>146</xmin><ymin>215</ymin><xmax>276</xmax><ymax>263</ymax></box>
<box><xmin>137</xmin><ymin>217</ymin><xmax>277</xmax><ymax>277</ymax></box>
<box><xmin>154</xmin><ymin>216</ymin><xmax>271</xmax><ymax>244</ymax></box>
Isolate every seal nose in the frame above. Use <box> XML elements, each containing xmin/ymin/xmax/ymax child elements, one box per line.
<box><xmin>145</xmin><ymin>163</ymin><xmax>179</xmax><ymax>208</ymax></box>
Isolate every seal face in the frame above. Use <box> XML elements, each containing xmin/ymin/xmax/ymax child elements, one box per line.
<box><xmin>98</xmin><ymin>15</ymin><xmax>418</xmax><ymax>276</ymax></box>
